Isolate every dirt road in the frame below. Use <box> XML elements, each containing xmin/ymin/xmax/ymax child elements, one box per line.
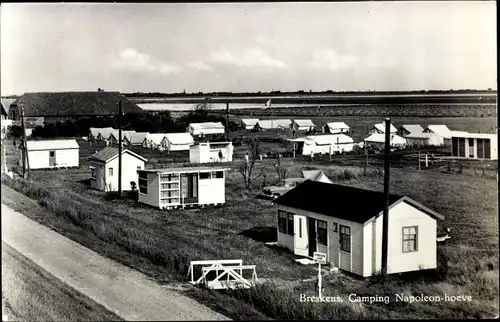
<box><xmin>1</xmin><ymin>204</ymin><xmax>229</xmax><ymax>321</ymax></box>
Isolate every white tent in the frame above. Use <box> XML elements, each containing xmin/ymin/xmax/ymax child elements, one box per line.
<box><xmin>240</xmin><ymin>119</ymin><xmax>260</xmax><ymax>129</ymax></box>
<box><xmin>298</xmin><ymin>134</ymin><xmax>354</xmax><ymax>155</ymax></box>
<box><xmin>161</xmin><ymin>133</ymin><xmax>195</xmax><ymax>151</ymax></box>
<box><xmin>405</xmin><ymin>133</ymin><xmax>444</xmax><ymax>146</ymax></box>
<box><xmin>364</xmin><ymin>133</ymin><xmax>407</xmax><ymax>147</ymax></box>
<box><xmin>292</xmin><ymin>119</ymin><xmax>316</xmax><ymax>131</ymax></box>
<box><xmin>255</xmin><ymin>119</ymin><xmax>292</xmax><ymax>130</ymax></box>
<box><xmin>142</xmin><ymin>133</ymin><xmax>167</xmax><ymax>148</ymax></box>
<box><xmin>324</xmin><ymin>122</ymin><xmax>350</xmax><ymax>134</ymax></box>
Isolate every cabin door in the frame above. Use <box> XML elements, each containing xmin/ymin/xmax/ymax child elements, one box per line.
<box><xmin>308</xmin><ymin>217</ymin><xmax>317</xmax><ymax>257</ymax></box>
<box><xmin>294</xmin><ymin>215</ymin><xmax>308</xmax><ymax>257</ymax></box>
<box><xmin>49</xmin><ymin>151</ymin><xmax>56</xmax><ymax>166</ymax></box>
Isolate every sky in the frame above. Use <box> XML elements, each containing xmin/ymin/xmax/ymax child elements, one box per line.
<box><xmin>0</xmin><ymin>2</ymin><xmax>497</xmax><ymax>95</ymax></box>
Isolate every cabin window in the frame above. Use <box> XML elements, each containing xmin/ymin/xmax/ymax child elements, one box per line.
<box><xmin>90</xmin><ymin>167</ymin><xmax>96</xmax><ymax>179</ymax></box>
<box><xmin>49</xmin><ymin>151</ymin><xmax>55</xmax><ymax>157</ymax></box>
<box><xmin>200</xmin><ymin>172</ymin><xmax>211</xmax><ymax>179</ymax></box>
<box><xmin>299</xmin><ymin>218</ymin><xmax>302</xmax><ymax>238</ymax></box>
<box><xmin>138</xmin><ymin>171</ymin><xmax>148</xmax><ymax>194</ymax></box>
<box><xmin>287</xmin><ymin>212</ymin><xmax>294</xmax><ymax>236</ymax></box>
<box><xmin>317</xmin><ymin>220</ymin><xmax>327</xmax><ymax>246</ymax></box>
<box><xmin>339</xmin><ymin>225</ymin><xmax>351</xmax><ymax>253</ymax></box>
<box><xmin>278</xmin><ymin>210</ymin><xmax>287</xmax><ymax>234</ymax></box>
<box><xmin>214</xmin><ymin>171</ymin><xmax>224</xmax><ymax>178</ymax></box>
<box><xmin>108</xmin><ymin>167</ymin><xmax>114</xmax><ymax>176</ymax></box>
<box><xmin>402</xmin><ymin>226</ymin><xmax>418</xmax><ymax>252</ymax></box>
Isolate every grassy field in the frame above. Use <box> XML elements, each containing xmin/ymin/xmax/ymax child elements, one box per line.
<box><xmin>1</xmin><ymin>135</ymin><xmax>498</xmax><ymax>319</ymax></box>
<box><xmin>2</xmin><ymin>242</ymin><xmax>122</xmax><ymax>321</ymax></box>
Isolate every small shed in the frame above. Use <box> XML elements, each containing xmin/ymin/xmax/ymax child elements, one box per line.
<box><xmin>323</xmin><ymin>122</ymin><xmax>350</xmax><ymax>134</ymax></box>
<box><xmin>240</xmin><ymin>119</ymin><xmax>260</xmax><ymax>130</ymax></box>
<box><xmin>405</xmin><ymin>133</ymin><xmax>444</xmax><ymax>147</ymax></box>
<box><xmin>364</xmin><ymin>133</ymin><xmax>407</xmax><ymax>149</ymax></box>
<box><xmin>274</xmin><ymin>180</ymin><xmax>445</xmax><ymax>277</ymax></box>
<box><xmin>187</xmin><ymin>122</ymin><xmax>225</xmax><ymax>136</ymax></box>
<box><xmin>142</xmin><ymin>133</ymin><xmax>167</xmax><ymax>149</ymax></box>
<box><xmin>369</xmin><ymin>123</ymin><xmax>397</xmax><ymax>134</ymax></box>
<box><xmin>292</xmin><ymin>119</ymin><xmax>316</xmax><ymax>131</ymax></box>
<box><xmin>88</xmin><ymin>147</ymin><xmax>147</xmax><ymax>191</ymax></box>
<box><xmin>137</xmin><ymin>166</ymin><xmax>230</xmax><ymax>209</ymax></box>
<box><xmin>19</xmin><ymin>139</ymin><xmax>79</xmax><ymax>169</ymax></box>
<box><xmin>190</xmin><ymin>142</ymin><xmax>234</xmax><ymax>163</ymax></box>
<box><xmin>397</xmin><ymin>125</ymin><xmax>424</xmax><ymax>137</ymax></box>
<box><xmin>254</xmin><ymin>119</ymin><xmax>292</xmax><ymax>131</ymax></box>
<box><xmin>161</xmin><ymin>133</ymin><xmax>195</xmax><ymax>151</ymax></box>
<box><xmin>450</xmin><ymin>132</ymin><xmax>498</xmax><ymax>160</ymax></box>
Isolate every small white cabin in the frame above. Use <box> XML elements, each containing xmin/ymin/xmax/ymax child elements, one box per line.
<box><xmin>88</xmin><ymin>147</ymin><xmax>147</xmax><ymax>191</ymax></box>
<box><xmin>161</xmin><ymin>133</ymin><xmax>195</xmax><ymax>151</ymax></box>
<box><xmin>137</xmin><ymin>167</ymin><xmax>230</xmax><ymax>209</ymax></box>
<box><xmin>451</xmin><ymin>132</ymin><xmax>497</xmax><ymax>160</ymax></box>
<box><xmin>274</xmin><ymin>180</ymin><xmax>445</xmax><ymax>277</ymax></box>
<box><xmin>190</xmin><ymin>142</ymin><xmax>234</xmax><ymax>163</ymax></box>
<box><xmin>18</xmin><ymin>139</ymin><xmax>79</xmax><ymax>169</ymax></box>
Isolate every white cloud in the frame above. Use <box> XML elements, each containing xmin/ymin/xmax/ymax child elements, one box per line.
<box><xmin>211</xmin><ymin>48</ymin><xmax>289</xmax><ymax>69</ymax></box>
<box><xmin>308</xmin><ymin>49</ymin><xmax>358</xmax><ymax>70</ymax></box>
<box><xmin>111</xmin><ymin>48</ymin><xmax>183</xmax><ymax>75</ymax></box>
<box><xmin>187</xmin><ymin>61</ymin><xmax>213</xmax><ymax>71</ymax></box>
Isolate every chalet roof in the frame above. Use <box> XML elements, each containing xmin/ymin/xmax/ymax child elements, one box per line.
<box><xmin>12</xmin><ymin>91</ymin><xmax>143</xmax><ymax>116</ymax></box>
<box><xmin>164</xmin><ymin>133</ymin><xmax>194</xmax><ymax>145</ymax></box>
<box><xmin>274</xmin><ymin>180</ymin><xmax>444</xmax><ymax>223</ymax></box>
<box><xmin>23</xmin><ymin>139</ymin><xmax>79</xmax><ymax>151</ymax></box>
<box><xmin>87</xmin><ymin>147</ymin><xmax>147</xmax><ymax>163</ymax></box>
<box><xmin>399</xmin><ymin>124</ymin><xmax>424</xmax><ymax>134</ymax></box>
<box><xmin>372</xmin><ymin>123</ymin><xmax>397</xmax><ymax>133</ymax></box>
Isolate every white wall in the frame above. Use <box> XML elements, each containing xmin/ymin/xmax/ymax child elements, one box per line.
<box><xmin>27</xmin><ymin>148</ymin><xmax>79</xmax><ymax>169</ymax></box>
<box><xmin>302</xmin><ymin>143</ymin><xmax>354</xmax><ymax>155</ymax></box>
<box><xmin>138</xmin><ymin>172</ymin><xmax>159</xmax><ymax>208</ymax></box>
<box><xmin>102</xmin><ymin>153</ymin><xmax>145</xmax><ymax>191</ymax></box>
<box><xmin>167</xmin><ymin>142</ymin><xmax>191</xmax><ymax>151</ymax></box>
<box><xmin>363</xmin><ymin>201</ymin><xmax>437</xmax><ymax>276</ymax></box>
<box><xmin>190</xmin><ymin>144</ymin><xmax>233</xmax><ymax>163</ymax></box>
<box><xmin>198</xmin><ymin>177</ymin><xmax>225</xmax><ymax>204</ymax></box>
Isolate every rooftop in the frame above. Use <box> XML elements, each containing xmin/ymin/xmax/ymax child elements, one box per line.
<box><xmin>24</xmin><ymin>139</ymin><xmax>79</xmax><ymax>151</ymax></box>
<box><xmin>88</xmin><ymin>147</ymin><xmax>147</xmax><ymax>163</ymax></box>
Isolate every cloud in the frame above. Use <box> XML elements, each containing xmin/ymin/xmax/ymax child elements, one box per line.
<box><xmin>211</xmin><ymin>48</ymin><xmax>289</xmax><ymax>69</ymax></box>
<box><xmin>308</xmin><ymin>49</ymin><xmax>358</xmax><ymax>70</ymax></box>
<box><xmin>186</xmin><ymin>61</ymin><xmax>213</xmax><ymax>71</ymax></box>
<box><xmin>111</xmin><ymin>48</ymin><xmax>183</xmax><ymax>75</ymax></box>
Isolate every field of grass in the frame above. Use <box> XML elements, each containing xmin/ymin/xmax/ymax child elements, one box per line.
<box><xmin>2</xmin><ymin>242</ymin><xmax>122</xmax><ymax>321</ymax></box>
<box><xmin>1</xmin><ymin>135</ymin><xmax>498</xmax><ymax>319</ymax></box>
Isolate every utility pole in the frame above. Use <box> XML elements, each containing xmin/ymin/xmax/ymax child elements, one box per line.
<box><xmin>381</xmin><ymin>118</ymin><xmax>391</xmax><ymax>276</ymax></box>
<box><xmin>118</xmin><ymin>100</ymin><xmax>122</xmax><ymax>197</ymax></box>
<box><xmin>20</xmin><ymin>104</ymin><xmax>30</xmax><ymax>179</ymax></box>
<box><xmin>226</xmin><ymin>101</ymin><xmax>230</xmax><ymax>142</ymax></box>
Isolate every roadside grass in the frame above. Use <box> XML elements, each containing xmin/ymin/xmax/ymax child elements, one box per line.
<box><xmin>2</xmin><ymin>159</ymin><xmax>498</xmax><ymax>319</ymax></box>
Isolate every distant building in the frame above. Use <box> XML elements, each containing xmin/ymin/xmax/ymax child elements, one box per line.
<box><xmin>254</xmin><ymin>119</ymin><xmax>292</xmax><ymax>131</ymax></box>
<box><xmin>289</xmin><ymin>134</ymin><xmax>354</xmax><ymax>155</ymax></box>
<box><xmin>240</xmin><ymin>119</ymin><xmax>260</xmax><ymax>130</ymax></box>
<box><xmin>323</xmin><ymin>122</ymin><xmax>350</xmax><ymax>134</ymax></box>
<box><xmin>364</xmin><ymin>133</ymin><xmax>407</xmax><ymax>149</ymax></box>
<box><xmin>274</xmin><ymin>180</ymin><xmax>445</xmax><ymax>277</ymax></box>
<box><xmin>405</xmin><ymin>133</ymin><xmax>444</xmax><ymax>147</ymax></box>
<box><xmin>187</xmin><ymin>122</ymin><xmax>225</xmax><ymax>138</ymax></box>
<box><xmin>190</xmin><ymin>142</ymin><xmax>233</xmax><ymax>163</ymax></box>
<box><xmin>18</xmin><ymin>139</ymin><xmax>79</xmax><ymax>169</ymax></box>
<box><xmin>369</xmin><ymin>123</ymin><xmax>397</xmax><ymax>134</ymax></box>
<box><xmin>292</xmin><ymin>119</ymin><xmax>316</xmax><ymax>131</ymax></box>
<box><xmin>137</xmin><ymin>167</ymin><xmax>230</xmax><ymax>209</ymax></box>
<box><xmin>88</xmin><ymin>147</ymin><xmax>147</xmax><ymax>191</ymax></box>
<box><xmin>450</xmin><ymin>132</ymin><xmax>497</xmax><ymax>160</ymax></box>
<box><xmin>397</xmin><ymin>124</ymin><xmax>424</xmax><ymax>137</ymax></box>
<box><xmin>161</xmin><ymin>133</ymin><xmax>195</xmax><ymax>151</ymax></box>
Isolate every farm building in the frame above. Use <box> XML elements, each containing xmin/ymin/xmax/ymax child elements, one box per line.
<box><xmin>8</xmin><ymin>91</ymin><xmax>143</xmax><ymax>120</ymax></box>
<box><xmin>161</xmin><ymin>133</ymin><xmax>195</xmax><ymax>151</ymax></box>
<box><xmin>108</xmin><ymin>130</ymin><xmax>134</xmax><ymax>146</ymax></box>
<box><xmin>323</xmin><ymin>122</ymin><xmax>350</xmax><ymax>134</ymax></box>
<box><xmin>302</xmin><ymin>170</ymin><xmax>332</xmax><ymax>184</ymax></box>
<box><xmin>364</xmin><ymin>133</ymin><xmax>407</xmax><ymax>149</ymax></box>
<box><xmin>397</xmin><ymin>124</ymin><xmax>424</xmax><ymax>137</ymax></box>
<box><xmin>405</xmin><ymin>133</ymin><xmax>444</xmax><ymax>147</ymax></box>
<box><xmin>128</xmin><ymin>132</ymin><xmax>150</xmax><ymax>145</ymax></box>
<box><xmin>254</xmin><ymin>119</ymin><xmax>292</xmax><ymax>131</ymax></box>
<box><xmin>289</xmin><ymin>134</ymin><xmax>354</xmax><ymax>155</ymax></box>
<box><xmin>18</xmin><ymin>139</ymin><xmax>79</xmax><ymax>169</ymax></box>
<box><xmin>88</xmin><ymin>147</ymin><xmax>147</xmax><ymax>191</ymax></box>
<box><xmin>274</xmin><ymin>180</ymin><xmax>445</xmax><ymax>277</ymax></box>
<box><xmin>142</xmin><ymin>133</ymin><xmax>167</xmax><ymax>149</ymax></box>
<box><xmin>137</xmin><ymin>167</ymin><xmax>229</xmax><ymax>209</ymax></box>
<box><xmin>187</xmin><ymin>122</ymin><xmax>225</xmax><ymax>137</ymax></box>
<box><xmin>450</xmin><ymin>132</ymin><xmax>497</xmax><ymax>160</ymax></box>
<box><xmin>369</xmin><ymin>123</ymin><xmax>397</xmax><ymax>134</ymax></box>
<box><xmin>240</xmin><ymin>119</ymin><xmax>260</xmax><ymax>130</ymax></box>
<box><xmin>190</xmin><ymin>142</ymin><xmax>233</xmax><ymax>163</ymax></box>
<box><xmin>292</xmin><ymin>119</ymin><xmax>316</xmax><ymax>131</ymax></box>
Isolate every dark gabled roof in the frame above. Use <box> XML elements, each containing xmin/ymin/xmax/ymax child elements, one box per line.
<box><xmin>11</xmin><ymin>91</ymin><xmax>143</xmax><ymax>116</ymax></box>
<box><xmin>274</xmin><ymin>180</ymin><xmax>404</xmax><ymax>223</ymax></box>
<box><xmin>88</xmin><ymin>147</ymin><xmax>147</xmax><ymax>163</ymax></box>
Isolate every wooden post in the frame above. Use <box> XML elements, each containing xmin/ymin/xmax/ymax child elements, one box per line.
<box><xmin>381</xmin><ymin>118</ymin><xmax>391</xmax><ymax>276</ymax></box>
<box><xmin>226</xmin><ymin>102</ymin><xmax>230</xmax><ymax>142</ymax></box>
<box><xmin>425</xmin><ymin>153</ymin><xmax>429</xmax><ymax>167</ymax></box>
<box><xmin>20</xmin><ymin>105</ymin><xmax>30</xmax><ymax>179</ymax></box>
<box><xmin>318</xmin><ymin>261</ymin><xmax>322</xmax><ymax>299</ymax></box>
<box><xmin>118</xmin><ymin>100</ymin><xmax>123</xmax><ymax>197</ymax></box>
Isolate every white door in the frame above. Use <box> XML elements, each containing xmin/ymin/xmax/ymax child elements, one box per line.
<box><xmin>294</xmin><ymin>215</ymin><xmax>308</xmax><ymax>257</ymax></box>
